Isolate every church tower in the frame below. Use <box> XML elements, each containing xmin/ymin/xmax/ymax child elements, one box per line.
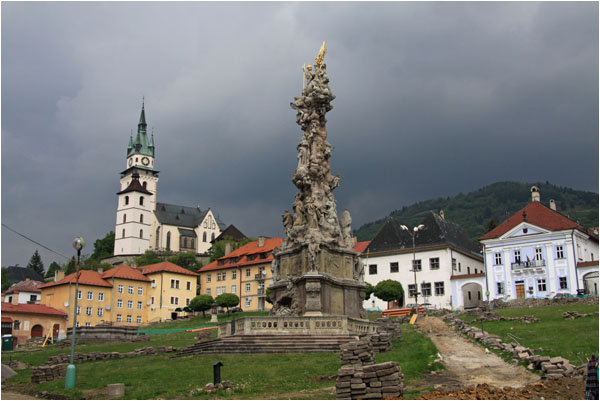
<box><xmin>114</xmin><ymin>101</ymin><xmax>159</xmax><ymax>256</ymax></box>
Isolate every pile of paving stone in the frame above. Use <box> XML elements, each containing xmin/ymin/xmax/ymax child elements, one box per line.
<box><xmin>31</xmin><ymin>364</ymin><xmax>67</xmax><ymax>384</ymax></box>
<box><xmin>45</xmin><ymin>346</ymin><xmax>176</xmax><ymax>365</ymax></box>
<box><xmin>340</xmin><ymin>338</ymin><xmax>375</xmax><ymax>367</ymax></box>
<box><xmin>444</xmin><ymin>314</ymin><xmax>586</xmax><ymax>381</ymax></box>
<box><xmin>562</xmin><ymin>310</ymin><xmax>598</xmax><ymax>319</ymax></box>
<box><xmin>188</xmin><ymin>380</ymin><xmax>234</xmax><ymax>396</ymax></box>
<box><xmin>374</xmin><ymin>316</ymin><xmax>403</xmax><ymax>339</ymax></box>
<box><xmin>473</xmin><ymin>312</ymin><xmax>538</xmax><ymax>324</ymax></box>
<box><xmin>336</xmin><ymin>361</ymin><xmax>405</xmax><ymax>400</ymax></box>
<box><xmin>369</xmin><ymin>332</ymin><xmax>392</xmax><ymax>353</ymax></box>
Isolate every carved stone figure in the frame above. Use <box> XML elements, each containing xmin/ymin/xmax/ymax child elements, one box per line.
<box><xmin>270</xmin><ymin>247</ymin><xmax>280</xmax><ymax>281</ymax></box>
<box><xmin>340</xmin><ymin>209</ymin><xmax>352</xmax><ymax>246</ymax></box>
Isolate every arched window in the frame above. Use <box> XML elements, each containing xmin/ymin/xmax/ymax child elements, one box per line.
<box><xmin>140</xmin><ymin>214</ymin><xmax>143</xmax><ymax>223</ymax></box>
<box><xmin>123</xmin><ymin>214</ymin><xmax>126</xmax><ymax>223</ymax></box>
<box><xmin>183</xmin><ymin>238</ymin><xmax>188</xmax><ymax>248</ymax></box>
<box><xmin>166</xmin><ymin>232</ymin><xmax>171</xmax><ymax>250</ymax></box>
<box><xmin>140</xmin><ymin>229</ymin><xmax>143</xmax><ymax>238</ymax></box>
<box><xmin>122</xmin><ymin>229</ymin><xmax>126</xmax><ymax>238</ymax></box>
<box><xmin>203</xmin><ymin>232</ymin><xmax>207</xmax><ymax>242</ymax></box>
<box><xmin>139</xmin><ymin>196</ymin><xmax>144</xmax><ymax>206</ymax></box>
<box><xmin>211</xmin><ymin>233</ymin><xmax>215</xmax><ymax>241</ymax></box>
<box><xmin>124</xmin><ymin>196</ymin><xmax>129</xmax><ymax>205</ymax></box>
<box><xmin>191</xmin><ymin>239</ymin><xmax>195</xmax><ymax>249</ymax></box>
<box><xmin>155</xmin><ymin>227</ymin><xmax>160</xmax><ymax>248</ymax></box>
<box><xmin>143</xmin><ymin>182</ymin><xmax>147</xmax><ymax>189</ymax></box>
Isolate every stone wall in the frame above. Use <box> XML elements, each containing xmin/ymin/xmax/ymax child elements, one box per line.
<box><xmin>336</xmin><ymin>361</ymin><xmax>405</xmax><ymax>400</ymax></box>
<box><xmin>31</xmin><ymin>364</ymin><xmax>66</xmax><ymax>384</ymax></box>
<box><xmin>65</xmin><ymin>325</ymin><xmax>142</xmax><ymax>344</ymax></box>
<box><xmin>46</xmin><ymin>346</ymin><xmax>179</xmax><ymax>365</ymax></box>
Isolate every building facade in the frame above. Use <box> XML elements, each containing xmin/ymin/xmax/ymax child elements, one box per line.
<box><xmin>361</xmin><ymin>211</ymin><xmax>484</xmax><ymax>310</ymax></box>
<box><xmin>480</xmin><ymin>186</ymin><xmax>599</xmax><ymax>300</ymax></box>
<box><xmin>1</xmin><ymin>302</ymin><xmax>68</xmax><ymax>345</ymax></box>
<box><xmin>199</xmin><ymin>237</ymin><xmax>282</xmax><ymax>312</ymax></box>
<box><xmin>3</xmin><ymin>279</ymin><xmax>44</xmax><ymax>304</ymax></box>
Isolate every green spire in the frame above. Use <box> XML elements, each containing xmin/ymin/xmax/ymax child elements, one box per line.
<box><xmin>138</xmin><ymin>98</ymin><xmax>147</xmax><ymax>131</ymax></box>
<box><xmin>127</xmin><ymin>99</ymin><xmax>155</xmax><ymax>159</ymax></box>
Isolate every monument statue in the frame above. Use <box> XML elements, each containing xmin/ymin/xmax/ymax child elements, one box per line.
<box><xmin>269</xmin><ymin>42</ymin><xmax>368</xmax><ymax>319</ymax></box>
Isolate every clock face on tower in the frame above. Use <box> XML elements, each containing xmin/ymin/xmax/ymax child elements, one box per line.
<box><xmin>141</xmin><ymin>157</ymin><xmax>150</xmax><ymax>166</ymax></box>
<box><xmin>128</xmin><ymin>159</ymin><xmax>133</xmax><ymax>167</ymax></box>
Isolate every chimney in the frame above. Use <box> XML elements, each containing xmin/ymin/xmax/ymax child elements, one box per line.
<box><xmin>224</xmin><ymin>242</ymin><xmax>232</xmax><ymax>255</ymax></box>
<box><xmin>25</xmin><ymin>278</ymin><xmax>30</xmax><ymax>281</ymax></box>
<box><xmin>11</xmin><ymin>295</ymin><xmax>19</xmax><ymax>305</ymax></box>
<box><xmin>258</xmin><ymin>236</ymin><xmax>265</xmax><ymax>247</ymax></box>
<box><xmin>549</xmin><ymin>199</ymin><xmax>557</xmax><ymax>211</ymax></box>
<box><xmin>55</xmin><ymin>270</ymin><xmax>65</xmax><ymax>282</ymax></box>
<box><xmin>97</xmin><ymin>267</ymin><xmax>104</xmax><ymax>275</ymax></box>
<box><xmin>530</xmin><ymin>186</ymin><xmax>540</xmax><ymax>202</ymax></box>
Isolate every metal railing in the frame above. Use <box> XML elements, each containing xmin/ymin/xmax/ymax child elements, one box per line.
<box><xmin>511</xmin><ymin>259</ymin><xmax>545</xmax><ymax>270</ymax></box>
<box><xmin>255</xmin><ymin>273</ymin><xmax>266</xmax><ymax>280</ymax></box>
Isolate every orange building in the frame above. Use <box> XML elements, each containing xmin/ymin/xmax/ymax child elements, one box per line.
<box><xmin>101</xmin><ymin>265</ymin><xmax>151</xmax><ymax>326</ymax></box>
<box><xmin>1</xmin><ymin>302</ymin><xmax>67</xmax><ymax>345</ymax></box>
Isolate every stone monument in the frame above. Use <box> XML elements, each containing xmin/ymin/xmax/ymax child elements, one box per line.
<box><xmin>269</xmin><ymin>42</ymin><xmax>368</xmax><ymax>319</ymax></box>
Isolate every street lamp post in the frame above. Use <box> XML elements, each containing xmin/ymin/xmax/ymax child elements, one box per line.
<box><xmin>65</xmin><ymin>237</ymin><xmax>85</xmax><ymax>389</ymax></box>
<box><xmin>401</xmin><ymin>224</ymin><xmax>425</xmax><ymax>310</ymax></box>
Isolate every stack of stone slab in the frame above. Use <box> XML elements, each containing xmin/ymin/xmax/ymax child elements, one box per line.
<box><xmin>340</xmin><ymin>338</ymin><xmax>374</xmax><ymax>367</ymax></box>
<box><xmin>473</xmin><ymin>312</ymin><xmax>538</xmax><ymax>324</ymax></box>
<box><xmin>336</xmin><ymin>361</ymin><xmax>404</xmax><ymax>400</ymax></box>
<box><xmin>31</xmin><ymin>364</ymin><xmax>66</xmax><ymax>384</ymax></box>
<box><xmin>562</xmin><ymin>310</ymin><xmax>597</xmax><ymax>319</ymax></box>
<box><xmin>532</xmin><ymin>357</ymin><xmax>585</xmax><ymax>380</ymax></box>
<box><xmin>374</xmin><ymin>316</ymin><xmax>403</xmax><ymax>339</ymax></box>
<box><xmin>368</xmin><ymin>332</ymin><xmax>392</xmax><ymax>353</ymax></box>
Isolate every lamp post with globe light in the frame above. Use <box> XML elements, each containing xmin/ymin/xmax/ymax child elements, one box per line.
<box><xmin>400</xmin><ymin>224</ymin><xmax>424</xmax><ymax>309</ymax></box>
<box><xmin>65</xmin><ymin>237</ymin><xmax>84</xmax><ymax>389</ymax></box>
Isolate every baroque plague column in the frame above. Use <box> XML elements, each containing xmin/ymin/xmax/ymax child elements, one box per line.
<box><xmin>269</xmin><ymin>43</ymin><xmax>368</xmax><ymax>319</ymax></box>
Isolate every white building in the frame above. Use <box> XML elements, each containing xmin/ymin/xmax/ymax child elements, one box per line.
<box><xmin>361</xmin><ymin>211</ymin><xmax>484</xmax><ymax>311</ymax></box>
<box><xmin>112</xmin><ymin>103</ymin><xmax>226</xmax><ymax>263</ymax></box>
<box><xmin>480</xmin><ymin>186</ymin><xmax>599</xmax><ymax>301</ymax></box>
<box><xmin>2</xmin><ymin>279</ymin><xmax>44</xmax><ymax>304</ymax></box>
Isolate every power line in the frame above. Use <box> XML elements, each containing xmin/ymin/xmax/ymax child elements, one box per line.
<box><xmin>2</xmin><ymin>223</ymin><xmax>70</xmax><ymax>260</ymax></box>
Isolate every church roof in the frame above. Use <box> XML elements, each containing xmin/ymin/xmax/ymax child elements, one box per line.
<box><xmin>127</xmin><ymin>102</ymin><xmax>155</xmax><ymax>159</ymax></box>
<box><xmin>211</xmin><ymin>224</ymin><xmax>247</xmax><ymax>243</ymax></box>
<box><xmin>154</xmin><ymin>202</ymin><xmax>226</xmax><ymax>230</ymax></box>
<box><xmin>178</xmin><ymin>228</ymin><xmax>197</xmax><ymax>237</ymax></box>
<box><xmin>365</xmin><ymin>212</ymin><xmax>481</xmax><ymax>257</ymax></box>
<box><xmin>117</xmin><ymin>173</ymin><xmax>153</xmax><ymax>195</ymax></box>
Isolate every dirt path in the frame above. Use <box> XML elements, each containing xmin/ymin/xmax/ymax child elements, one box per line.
<box><xmin>414</xmin><ymin>316</ymin><xmax>540</xmax><ymax>391</ymax></box>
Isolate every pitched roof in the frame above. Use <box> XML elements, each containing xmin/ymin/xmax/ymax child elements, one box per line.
<box><xmin>480</xmin><ymin>201</ymin><xmax>587</xmax><ymax>240</ymax></box>
<box><xmin>39</xmin><ymin>270</ymin><xmax>113</xmax><ymax>289</ymax></box>
<box><xmin>139</xmin><ymin>261</ymin><xmax>199</xmax><ymax>276</ymax></box>
<box><xmin>3</xmin><ymin>280</ymin><xmax>44</xmax><ymax>295</ymax></box>
<box><xmin>354</xmin><ymin>241</ymin><xmax>371</xmax><ymax>254</ymax></box>
<box><xmin>117</xmin><ymin>173</ymin><xmax>152</xmax><ymax>195</ymax></box>
<box><xmin>154</xmin><ymin>202</ymin><xmax>226</xmax><ymax>230</ymax></box>
<box><xmin>1</xmin><ymin>302</ymin><xmax>67</xmax><ymax>317</ymax></box>
<box><xmin>365</xmin><ymin>212</ymin><xmax>480</xmax><ymax>256</ymax></box>
<box><xmin>6</xmin><ymin>266</ymin><xmax>45</xmax><ymax>284</ymax></box>
<box><xmin>102</xmin><ymin>265</ymin><xmax>151</xmax><ymax>282</ymax></box>
<box><xmin>212</xmin><ymin>224</ymin><xmax>247</xmax><ymax>243</ymax></box>
<box><xmin>178</xmin><ymin>228</ymin><xmax>197</xmax><ymax>237</ymax></box>
<box><xmin>199</xmin><ymin>238</ymin><xmax>283</xmax><ymax>272</ymax></box>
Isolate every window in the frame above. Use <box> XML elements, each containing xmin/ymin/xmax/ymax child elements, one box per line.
<box><xmin>85</xmin><ymin>322</ymin><xmax>91</xmax><ymax>327</ymax></box>
<box><xmin>203</xmin><ymin>232</ymin><xmax>207</xmax><ymax>242</ymax></box>
<box><xmin>421</xmin><ymin>282</ymin><xmax>431</xmax><ymax>296</ymax></box>
<box><xmin>140</xmin><ymin>229</ymin><xmax>143</xmax><ymax>238</ymax></box>
<box><xmin>458</xmin><ymin>262</ymin><xmax>462</xmax><ymax>272</ymax></box>
<box><xmin>166</xmin><ymin>232</ymin><xmax>171</xmax><ymax>250</ymax></box>
<box><xmin>537</xmin><ymin>279</ymin><xmax>547</xmax><ymax>292</ymax></box>
<box><xmin>390</xmin><ymin>262</ymin><xmax>399</xmax><ymax>273</ymax></box>
<box><xmin>127</xmin><ymin>315</ymin><xmax>132</xmax><ymax>323</ymax></box>
<box><xmin>222</xmin><ymin>272</ymin><xmax>227</xmax><ymax>281</ymax></box>
<box><xmin>77</xmin><ymin>290</ymin><xmax>82</xmax><ymax>300</ymax></box>
<box><xmin>497</xmin><ymin>282</ymin><xmax>504</xmax><ymax>295</ymax></box>
<box><xmin>245</xmin><ymin>297</ymin><xmax>251</xmax><ymax>307</ymax></box>
<box><xmin>116</xmin><ymin>314</ymin><xmax>122</xmax><ymax>323</ymax></box>
<box><xmin>117</xmin><ymin>299</ymin><xmax>123</xmax><ymax>308</ymax></box>
<box><xmin>494</xmin><ymin>253</ymin><xmax>502</xmax><ymax>265</ymax></box>
<box><xmin>13</xmin><ymin>320</ymin><xmax>20</xmax><ymax>330</ymax></box>
<box><xmin>86</xmin><ymin>307</ymin><xmax>92</xmax><ymax>316</ymax></box>
<box><xmin>206</xmin><ymin>288</ymin><xmax>211</xmax><ymax>295</ymax></box>
<box><xmin>245</xmin><ymin>283</ymin><xmax>251</xmax><ymax>293</ymax></box>
<box><xmin>535</xmin><ymin>248</ymin><xmax>543</xmax><ymax>261</ymax></box>
<box><xmin>139</xmin><ymin>196</ymin><xmax>144</xmax><ymax>206</ymax></box>
<box><xmin>206</xmin><ymin>274</ymin><xmax>211</xmax><ymax>283</ymax></box>
<box><xmin>98</xmin><ymin>292</ymin><xmax>104</xmax><ymax>301</ymax></box>
<box><xmin>412</xmin><ymin>259</ymin><xmax>422</xmax><ymax>272</ymax></box>
<box><xmin>124</xmin><ymin>196</ymin><xmax>129</xmax><ymax>205</ymax></box>
<box><xmin>186</xmin><ymin>298</ymin><xmax>190</xmax><ymax>306</ymax></box>
<box><xmin>191</xmin><ymin>239</ymin><xmax>195</xmax><ymax>249</ymax></box>
<box><xmin>245</xmin><ymin>268</ymin><xmax>251</xmax><ymax>277</ymax></box>
<box><xmin>186</xmin><ymin>281</ymin><xmax>191</xmax><ymax>291</ymax></box>
<box><xmin>430</xmin><ymin>258</ymin><xmax>440</xmax><ymax>270</ymax></box>
<box><xmin>467</xmin><ymin>266</ymin><xmax>471</xmax><ymax>274</ymax></box>
<box><xmin>76</xmin><ymin>306</ymin><xmax>81</xmax><ymax>315</ymax></box>
<box><xmin>87</xmin><ymin>291</ymin><xmax>93</xmax><ymax>300</ymax></box>
<box><xmin>556</xmin><ymin>246</ymin><xmax>564</xmax><ymax>259</ymax></box>
<box><xmin>97</xmin><ymin>308</ymin><xmax>103</xmax><ymax>317</ymax></box>
<box><xmin>171</xmin><ymin>279</ymin><xmax>180</xmax><ymax>289</ymax></box>
<box><xmin>452</xmin><ymin>258</ymin><xmax>457</xmax><ymax>271</ymax></box>
<box><xmin>559</xmin><ymin>277</ymin><xmax>568</xmax><ymax>289</ymax></box>
<box><xmin>151</xmin><ymin>296</ymin><xmax>155</xmax><ymax>305</ymax></box>
<box><xmin>369</xmin><ymin>264</ymin><xmax>377</xmax><ymax>275</ymax></box>
<box><xmin>122</xmin><ymin>229</ymin><xmax>126</xmax><ymax>238</ymax></box>
<box><xmin>231</xmin><ymin>285</ymin><xmax>237</xmax><ymax>294</ymax></box>
<box><xmin>76</xmin><ymin>321</ymin><xmax>81</xmax><ymax>328</ymax></box>
<box><xmin>408</xmin><ymin>284</ymin><xmax>417</xmax><ymax>297</ymax></box>
<box><xmin>123</xmin><ymin>214</ymin><xmax>127</xmax><ymax>224</ymax></box>
<box><xmin>183</xmin><ymin>238</ymin><xmax>188</xmax><ymax>248</ymax></box>
<box><xmin>514</xmin><ymin>250</ymin><xmax>521</xmax><ymax>263</ymax></box>
<box><xmin>138</xmin><ymin>287</ymin><xmax>143</xmax><ymax>296</ymax></box>
<box><xmin>211</xmin><ymin>233</ymin><xmax>215</xmax><ymax>241</ymax></box>
<box><xmin>216</xmin><ymin>286</ymin><xmax>222</xmax><ymax>296</ymax></box>
<box><xmin>137</xmin><ymin>316</ymin><xmax>142</xmax><ymax>324</ymax></box>
<box><xmin>216</xmin><ymin>272</ymin><xmax>221</xmax><ymax>281</ymax></box>
<box><xmin>171</xmin><ymin>297</ymin><xmax>179</xmax><ymax>305</ymax></box>
<box><xmin>137</xmin><ymin>301</ymin><xmax>143</xmax><ymax>310</ymax></box>
<box><xmin>140</xmin><ymin>214</ymin><xmax>143</xmax><ymax>223</ymax></box>
<box><xmin>232</xmin><ymin>270</ymin><xmax>237</xmax><ymax>279</ymax></box>
<box><xmin>30</xmin><ymin>294</ymin><xmax>37</xmax><ymax>302</ymax></box>
<box><xmin>151</xmin><ymin>279</ymin><xmax>156</xmax><ymax>288</ymax></box>
<box><xmin>128</xmin><ymin>285</ymin><xmax>134</xmax><ymax>295</ymax></box>
<box><xmin>118</xmin><ymin>285</ymin><xmax>124</xmax><ymax>294</ymax></box>
<box><xmin>127</xmin><ymin>300</ymin><xmax>133</xmax><ymax>309</ymax></box>
<box><xmin>434</xmin><ymin>282</ymin><xmax>445</xmax><ymax>296</ymax></box>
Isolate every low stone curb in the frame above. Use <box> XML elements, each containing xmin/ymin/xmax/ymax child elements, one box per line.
<box><xmin>46</xmin><ymin>346</ymin><xmax>180</xmax><ymax>365</ymax></box>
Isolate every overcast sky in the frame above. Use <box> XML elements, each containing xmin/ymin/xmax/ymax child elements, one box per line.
<box><xmin>2</xmin><ymin>2</ymin><xmax>598</xmax><ymax>268</ymax></box>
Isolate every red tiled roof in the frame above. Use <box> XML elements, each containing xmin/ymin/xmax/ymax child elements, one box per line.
<box><xmin>577</xmin><ymin>261</ymin><xmax>599</xmax><ymax>268</ymax></box>
<box><xmin>2</xmin><ymin>316</ymin><xmax>13</xmax><ymax>323</ymax></box>
<box><xmin>39</xmin><ymin>270</ymin><xmax>113</xmax><ymax>289</ymax></box>
<box><xmin>4</xmin><ymin>280</ymin><xmax>44</xmax><ymax>295</ymax></box>
<box><xmin>102</xmin><ymin>265</ymin><xmax>151</xmax><ymax>282</ymax></box>
<box><xmin>450</xmin><ymin>273</ymin><xmax>486</xmax><ymax>280</ymax></box>
<box><xmin>480</xmin><ymin>201</ymin><xmax>586</xmax><ymax>240</ymax></box>
<box><xmin>200</xmin><ymin>238</ymin><xmax>283</xmax><ymax>273</ymax></box>
<box><xmin>354</xmin><ymin>241</ymin><xmax>371</xmax><ymax>254</ymax></box>
<box><xmin>139</xmin><ymin>261</ymin><xmax>199</xmax><ymax>277</ymax></box>
<box><xmin>1</xmin><ymin>302</ymin><xmax>67</xmax><ymax>317</ymax></box>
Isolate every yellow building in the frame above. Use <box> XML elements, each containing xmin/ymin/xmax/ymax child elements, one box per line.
<box><xmin>101</xmin><ymin>265</ymin><xmax>151</xmax><ymax>326</ymax></box>
<box><xmin>137</xmin><ymin>261</ymin><xmax>199</xmax><ymax>323</ymax></box>
<box><xmin>199</xmin><ymin>237</ymin><xmax>282</xmax><ymax>311</ymax></box>
<box><xmin>1</xmin><ymin>301</ymin><xmax>68</xmax><ymax>344</ymax></box>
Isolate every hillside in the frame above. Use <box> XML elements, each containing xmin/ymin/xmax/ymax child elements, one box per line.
<box><xmin>354</xmin><ymin>181</ymin><xmax>598</xmax><ymax>243</ymax></box>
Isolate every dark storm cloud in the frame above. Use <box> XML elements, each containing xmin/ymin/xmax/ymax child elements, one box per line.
<box><xmin>2</xmin><ymin>2</ymin><xmax>597</xmax><ymax>266</ymax></box>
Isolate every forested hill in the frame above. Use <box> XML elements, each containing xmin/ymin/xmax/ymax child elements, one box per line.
<box><xmin>354</xmin><ymin>182</ymin><xmax>599</xmax><ymax>243</ymax></box>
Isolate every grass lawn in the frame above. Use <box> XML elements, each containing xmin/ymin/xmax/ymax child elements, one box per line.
<box><xmin>459</xmin><ymin>303</ymin><xmax>599</xmax><ymax>365</ymax></box>
<box><xmin>2</xmin><ymin>322</ymin><xmax>441</xmax><ymax>399</ymax></box>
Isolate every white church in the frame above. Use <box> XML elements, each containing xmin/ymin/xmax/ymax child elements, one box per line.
<box><xmin>110</xmin><ymin>103</ymin><xmax>226</xmax><ymax>264</ymax></box>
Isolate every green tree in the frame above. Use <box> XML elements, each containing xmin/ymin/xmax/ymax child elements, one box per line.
<box><xmin>1</xmin><ymin>268</ymin><xmax>10</xmax><ymax>292</ymax></box>
<box><xmin>364</xmin><ymin>282</ymin><xmax>375</xmax><ymax>300</ymax></box>
<box><xmin>215</xmin><ymin>293</ymin><xmax>240</xmax><ymax>312</ymax></box>
<box><xmin>189</xmin><ymin>294</ymin><xmax>214</xmax><ymax>318</ymax></box>
<box><xmin>484</xmin><ymin>218</ymin><xmax>497</xmax><ymax>233</ymax></box>
<box><xmin>45</xmin><ymin>262</ymin><xmax>62</xmax><ymax>279</ymax></box>
<box><xmin>90</xmin><ymin>231</ymin><xmax>115</xmax><ymax>261</ymax></box>
<box><xmin>82</xmin><ymin>256</ymin><xmax>113</xmax><ymax>272</ymax></box>
<box><xmin>63</xmin><ymin>257</ymin><xmax>77</xmax><ymax>275</ymax></box>
<box><xmin>27</xmin><ymin>249</ymin><xmax>45</xmax><ymax>276</ymax></box>
<box><xmin>265</xmin><ymin>288</ymin><xmax>272</xmax><ymax>304</ymax></box>
<box><xmin>374</xmin><ymin>280</ymin><xmax>404</xmax><ymax>304</ymax></box>
<box><xmin>167</xmin><ymin>252</ymin><xmax>203</xmax><ymax>272</ymax></box>
<box><xmin>208</xmin><ymin>238</ymin><xmax>254</xmax><ymax>262</ymax></box>
<box><xmin>133</xmin><ymin>250</ymin><xmax>165</xmax><ymax>267</ymax></box>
